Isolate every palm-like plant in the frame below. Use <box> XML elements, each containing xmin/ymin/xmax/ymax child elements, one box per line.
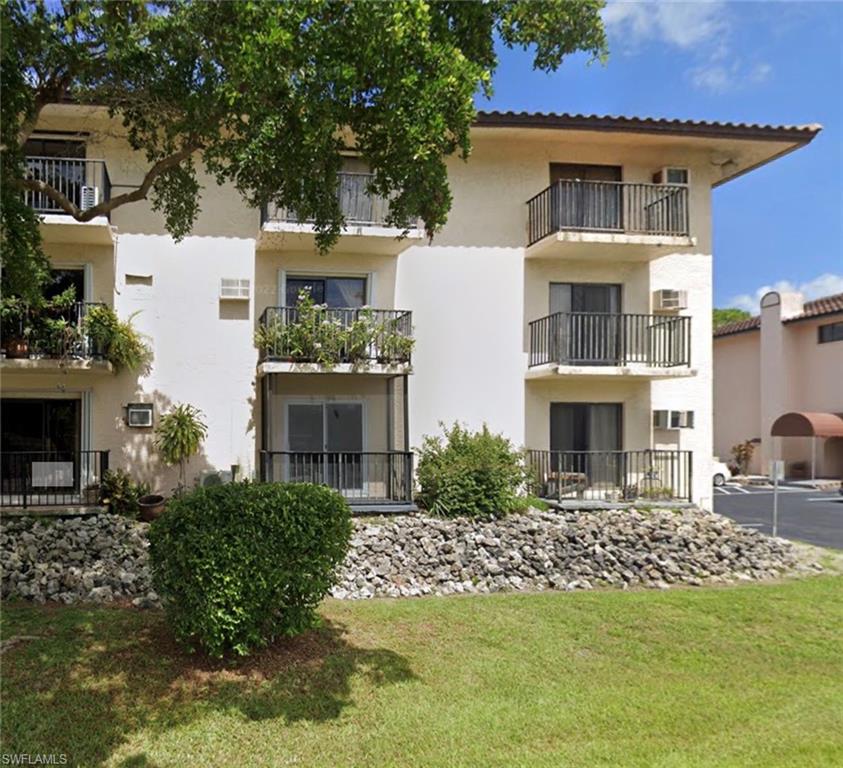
<box><xmin>155</xmin><ymin>404</ymin><xmax>208</xmax><ymax>493</ymax></box>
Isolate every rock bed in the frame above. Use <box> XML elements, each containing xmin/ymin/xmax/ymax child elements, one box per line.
<box><xmin>331</xmin><ymin>508</ymin><xmax>821</xmax><ymax>599</ymax></box>
<box><xmin>1</xmin><ymin>509</ymin><xmax>822</xmax><ymax>606</ymax></box>
<box><xmin>1</xmin><ymin>515</ymin><xmax>159</xmax><ymax>607</ymax></box>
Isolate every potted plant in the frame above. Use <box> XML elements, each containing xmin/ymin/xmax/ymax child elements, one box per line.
<box><xmin>155</xmin><ymin>403</ymin><xmax>208</xmax><ymax>497</ymax></box>
<box><xmin>1</xmin><ymin>297</ymin><xmax>32</xmax><ymax>359</ymax></box>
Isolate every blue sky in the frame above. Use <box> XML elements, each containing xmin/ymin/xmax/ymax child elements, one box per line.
<box><xmin>481</xmin><ymin>0</ymin><xmax>843</xmax><ymax>311</ymax></box>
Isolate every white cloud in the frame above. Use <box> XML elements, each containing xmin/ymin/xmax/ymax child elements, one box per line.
<box><xmin>603</xmin><ymin>1</ymin><xmax>772</xmax><ymax>94</ymax></box>
<box><xmin>726</xmin><ymin>273</ymin><xmax>843</xmax><ymax>313</ymax></box>
<box><xmin>602</xmin><ymin>1</ymin><xmax>728</xmax><ymax>49</ymax></box>
<box><xmin>689</xmin><ymin>59</ymin><xmax>772</xmax><ymax>94</ymax></box>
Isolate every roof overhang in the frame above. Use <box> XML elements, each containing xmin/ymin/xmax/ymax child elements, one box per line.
<box><xmin>473</xmin><ymin>111</ymin><xmax>822</xmax><ymax>187</ymax></box>
<box><xmin>770</xmin><ymin>412</ymin><xmax>843</xmax><ymax>438</ymax></box>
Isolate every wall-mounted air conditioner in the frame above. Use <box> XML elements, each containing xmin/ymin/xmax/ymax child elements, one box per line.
<box><xmin>220</xmin><ymin>278</ymin><xmax>250</xmax><ymax>300</ymax></box>
<box><xmin>81</xmin><ymin>185</ymin><xmax>100</xmax><ymax>211</ymax></box>
<box><xmin>652</xmin><ymin>167</ymin><xmax>689</xmax><ymax>185</ymax></box>
<box><xmin>126</xmin><ymin>403</ymin><xmax>153</xmax><ymax>428</ymax></box>
<box><xmin>198</xmin><ymin>470</ymin><xmax>233</xmax><ymax>488</ymax></box>
<box><xmin>653</xmin><ymin>289</ymin><xmax>688</xmax><ymax>312</ymax></box>
<box><xmin>653</xmin><ymin>410</ymin><xmax>695</xmax><ymax>430</ymax></box>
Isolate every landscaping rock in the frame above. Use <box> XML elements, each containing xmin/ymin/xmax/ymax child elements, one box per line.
<box><xmin>330</xmin><ymin>508</ymin><xmax>822</xmax><ymax>599</ymax></box>
<box><xmin>0</xmin><ymin>508</ymin><xmax>823</xmax><ymax>607</ymax></box>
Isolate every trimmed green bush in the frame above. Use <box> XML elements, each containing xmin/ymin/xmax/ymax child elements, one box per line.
<box><xmin>99</xmin><ymin>469</ymin><xmax>149</xmax><ymax>518</ymax></box>
<box><xmin>416</xmin><ymin>422</ymin><xmax>526</xmax><ymax>517</ymax></box>
<box><xmin>148</xmin><ymin>482</ymin><xmax>353</xmax><ymax>657</ymax></box>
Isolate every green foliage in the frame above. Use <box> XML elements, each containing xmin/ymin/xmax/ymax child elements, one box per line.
<box><xmin>416</xmin><ymin>422</ymin><xmax>526</xmax><ymax>517</ymax></box>
<box><xmin>255</xmin><ymin>291</ymin><xmax>414</xmax><ymax>368</ymax></box>
<box><xmin>155</xmin><ymin>404</ymin><xmax>208</xmax><ymax>491</ymax></box>
<box><xmin>2</xmin><ymin>1</ymin><xmax>607</xmax><ymax>298</ymax></box>
<box><xmin>713</xmin><ymin>307</ymin><xmax>751</xmax><ymax>329</ymax></box>
<box><xmin>99</xmin><ymin>469</ymin><xmax>149</xmax><ymax>518</ymax></box>
<box><xmin>148</xmin><ymin>482</ymin><xmax>353</xmax><ymax>657</ymax></box>
<box><xmin>83</xmin><ymin>305</ymin><xmax>152</xmax><ymax>372</ymax></box>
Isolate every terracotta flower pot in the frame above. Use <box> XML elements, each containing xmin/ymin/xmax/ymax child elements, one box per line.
<box><xmin>138</xmin><ymin>494</ymin><xmax>167</xmax><ymax>522</ymax></box>
<box><xmin>5</xmin><ymin>338</ymin><xmax>29</xmax><ymax>359</ymax></box>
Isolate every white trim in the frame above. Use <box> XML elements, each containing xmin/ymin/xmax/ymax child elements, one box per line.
<box><xmin>278</xmin><ymin>269</ymin><xmax>372</xmax><ymax>306</ymax></box>
<box><xmin>81</xmin><ymin>391</ymin><xmax>93</xmax><ymax>452</ymax></box>
<box><xmin>83</xmin><ymin>263</ymin><xmax>93</xmax><ymax>301</ymax></box>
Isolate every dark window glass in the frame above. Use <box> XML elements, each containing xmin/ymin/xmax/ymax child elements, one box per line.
<box><xmin>46</xmin><ymin>269</ymin><xmax>84</xmax><ymax>301</ymax></box>
<box><xmin>23</xmin><ymin>138</ymin><xmax>86</xmax><ymax>158</ymax></box>
<box><xmin>818</xmin><ymin>321</ymin><xmax>843</xmax><ymax>343</ymax></box>
<box><xmin>286</xmin><ymin>276</ymin><xmax>366</xmax><ymax>308</ymax></box>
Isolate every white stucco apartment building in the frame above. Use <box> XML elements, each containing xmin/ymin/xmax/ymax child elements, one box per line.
<box><xmin>0</xmin><ymin>106</ymin><xmax>820</xmax><ymax>512</ymax></box>
<box><xmin>714</xmin><ymin>291</ymin><xmax>843</xmax><ymax>479</ymax></box>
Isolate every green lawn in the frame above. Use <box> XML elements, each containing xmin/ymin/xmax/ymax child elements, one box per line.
<box><xmin>2</xmin><ymin>577</ymin><xmax>843</xmax><ymax>768</ymax></box>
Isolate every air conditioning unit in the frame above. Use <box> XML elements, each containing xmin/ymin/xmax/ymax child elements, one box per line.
<box><xmin>652</xmin><ymin>167</ymin><xmax>689</xmax><ymax>185</ymax></box>
<box><xmin>220</xmin><ymin>278</ymin><xmax>250</xmax><ymax>300</ymax></box>
<box><xmin>671</xmin><ymin>410</ymin><xmax>695</xmax><ymax>429</ymax></box>
<box><xmin>126</xmin><ymin>403</ymin><xmax>153</xmax><ymax>428</ymax></box>
<box><xmin>198</xmin><ymin>470</ymin><xmax>233</xmax><ymax>488</ymax></box>
<box><xmin>81</xmin><ymin>185</ymin><xmax>100</xmax><ymax>211</ymax></box>
<box><xmin>653</xmin><ymin>289</ymin><xmax>688</xmax><ymax>312</ymax></box>
<box><xmin>653</xmin><ymin>410</ymin><xmax>695</xmax><ymax>430</ymax></box>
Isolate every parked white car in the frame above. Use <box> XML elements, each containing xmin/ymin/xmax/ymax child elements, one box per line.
<box><xmin>713</xmin><ymin>459</ymin><xmax>732</xmax><ymax>487</ymax></box>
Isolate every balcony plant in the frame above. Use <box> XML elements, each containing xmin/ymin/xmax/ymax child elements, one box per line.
<box><xmin>84</xmin><ymin>305</ymin><xmax>152</xmax><ymax>372</ymax></box>
<box><xmin>377</xmin><ymin>318</ymin><xmax>414</xmax><ymax>364</ymax></box>
<box><xmin>0</xmin><ymin>296</ymin><xmax>32</xmax><ymax>358</ymax></box>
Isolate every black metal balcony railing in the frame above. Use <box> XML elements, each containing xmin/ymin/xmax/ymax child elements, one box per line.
<box><xmin>24</xmin><ymin>157</ymin><xmax>111</xmax><ymax>217</ymax></box>
<box><xmin>257</xmin><ymin>306</ymin><xmax>413</xmax><ymax>365</ymax></box>
<box><xmin>260</xmin><ymin>451</ymin><xmax>414</xmax><ymax>504</ymax></box>
<box><xmin>261</xmin><ymin>171</ymin><xmax>404</xmax><ymax>228</ymax></box>
<box><xmin>527</xmin><ymin>179</ymin><xmax>690</xmax><ymax>246</ymax></box>
<box><xmin>0</xmin><ymin>450</ymin><xmax>109</xmax><ymax>508</ymax></box>
<box><xmin>529</xmin><ymin>312</ymin><xmax>691</xmax><ymax>368</ymax></box>
<box><xmin>527</xmin><ymin>449</ymin><xmax>692</xmax><ymax>503</ymax></box>
<box><xmin>2</xmin><ymin>302</ymin><xmax>107</xmax><ymax>361</ymax></box>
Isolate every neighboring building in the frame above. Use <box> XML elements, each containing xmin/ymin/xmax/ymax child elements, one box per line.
<box><xmin>0</xmin><ymin>106</ymin><xmax>820</xmax><ymax>512</ymax></box>
<box><xmin>713</xmin><ymin>292</ymin><xmax>843</xmax><ymax>478</ymax></box>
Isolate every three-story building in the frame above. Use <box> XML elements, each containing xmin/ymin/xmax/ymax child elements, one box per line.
<box><xmin>1</xmin><ymin>105</ymin><xmax>820</xmax><ymax>511</ymax></box>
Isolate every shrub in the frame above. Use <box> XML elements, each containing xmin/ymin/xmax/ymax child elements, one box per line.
<box><xmin>148</xmin><ymin>482</ymin><xmax>353</xmax><ymax>657</ymax></box>
<box><xmin>84</xmin><ymin>305</ymin><xmax>152</xmax><ymax>372</ymax></box>
<box><xmin>416</xmin><ymin>422</ymin><xmax>526</xmax><ymax>517</ymax></box>
<box><xmin>99</xmin><ymin>468</ymin><xmax>149</xmax><ymax>517</ymax></box>
<box><xmin>731</xmin><ymin>440</ymin><xmax>756</xmax><ymax>476</ymax></box>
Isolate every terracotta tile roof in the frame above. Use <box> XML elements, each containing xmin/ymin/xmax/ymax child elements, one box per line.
<box><xmin>474</xmin><ymin>111</ymin><xmax>822</xmax><ymax>142</ymax></box>
<box><xmin>784</xmin><ymin>292</ymin><xmax>843</xmax><ymax>323</ymax></box>
<box><xmin>714</xmin><ymin>316</ymin><xmax>761</xmax><ymax>337</ymax></box>
<box><xmin>714</xmin><ymin>293</ymin><xmax>843</xmax><ymax>337</ymax></box>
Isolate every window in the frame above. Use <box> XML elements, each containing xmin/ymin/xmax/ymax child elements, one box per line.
<box><xmin>23</xmin><ymin>138</ymin><xmax>86</xmax><ymax>158</ymax></box>
<box><xmin>285</xmin><ymin>275</ymin><xmax>367</xmax><ymax>308</ymax></box>
<box><xmin>818</xmin><ymin>321</ymin><xmax>843</xmax><ymax>344</ymax></box>
<box><xmin>665</xmin><ymin>168</ymin><xmax>689</xmax><ymax>184</ymax></box>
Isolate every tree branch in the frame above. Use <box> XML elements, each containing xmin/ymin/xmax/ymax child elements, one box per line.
<box><xmin>15</xmin><ymin>145</ymin><xmax>200</xmax><ymax>222</ymax></box>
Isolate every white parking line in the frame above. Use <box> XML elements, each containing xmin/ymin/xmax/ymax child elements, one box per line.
<box><xmin>714</xmin><ymin>487</ymin><xmax>731</xmax><ymax>495</ymax></box>
<box><xmin>807</xmin><ymin>496</ymin><xmax>839</xmax><ymax>502</ymax></box>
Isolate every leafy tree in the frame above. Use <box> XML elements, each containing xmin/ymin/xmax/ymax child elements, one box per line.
<box><xmin>1</xmin><ymin>0</ymin><xmax>607</xmax><ymax>297</ymax></box>
<box><xmin>713</xmin><ymin>308</ymin><xmax>751</xmax><ymax>329</ymax></box>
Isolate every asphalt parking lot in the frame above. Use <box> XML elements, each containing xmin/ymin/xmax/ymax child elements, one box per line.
<box><xmin>714</xmin><ymin>483</ymin><xmax>843</xmax><ymax>549</ymax></box>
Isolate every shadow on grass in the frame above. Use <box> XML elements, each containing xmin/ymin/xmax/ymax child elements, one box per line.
<box><xmin>1</xmin><ymin>605</ymin><xmax>416</xmax><ymax>766</ymax></box>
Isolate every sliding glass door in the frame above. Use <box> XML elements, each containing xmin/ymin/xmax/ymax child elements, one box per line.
<box><xmin>549</xmin><ymin>283</ymin><xmax>621</xmax><ymax>364</ymax></box>
<box><xmin>550</xmin><ymin>403</ymin><xmax>622</xmax><ymax>487</ymax></box>
<box><xmin>287</xmin><ymin>402</ymin><xmax>364</xmax><ymax>492</ymax></box>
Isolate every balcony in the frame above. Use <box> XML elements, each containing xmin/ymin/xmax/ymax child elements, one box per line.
<box><xmin>260</xmin><ymin>451</ymin><xmax>414</xmax><ymax>509</ymax></box>
<box><xmin>1</xmin><ymin>301</ymin><xmax>112</xmax><ymax>374</ymax></box>
<box><xmin>527</xmin><ymin>449</ymin><xmax>692</xmax><ymax>504</ymax></box>
<box><xmin>256</xmin><ymin>306</ymin><xmax>413</xmax><ymax>375</ymax></box>
<box><xmin>24</xmin><ymin>156</ymin><xmax>113</xmax><ymax>245</ymax></box>
<box><xmin>258</xmin><ymin>171</ymin><xmax>423</xmax><ymax>253</ymax></box>
<box><xmin>527</xmin><ymin>312</ymin><xmax>693</xmax><ymax>378</ymax></box>
<box><xmin>0</xmin><ymin>450</ymin><xmax>109</xmax><ymax>510</ymax></box>
<box><xmin>526</xmin><ymin>180</ymin><xmax>694</xmax><ymax>259</ymax></box>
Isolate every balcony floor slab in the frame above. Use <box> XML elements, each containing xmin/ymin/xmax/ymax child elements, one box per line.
<box><xmin>258</xmin><ymin>361</ymin><xmax>411</xmax><ymax>377</ymax></box>
<box><xmin>257</xmin><ymin>221</ymin><xmax>424</xmax><ymax>254</ymax></box>
<box><xmin>526</xmin><ymin>364</ymin><xmax>696</xmax><ymax>380</ymax></box>
<box><xmin>39</xmin><ymin>215</ymin><xmax>115</xmax><ymax>245</ymax></box>
<box><xmin>0</xmin><ymin>358</ymin><xmax>114</xmax><ymax>374</ymax></box>
<box><xmin>526</xmin><ymin>231</ymin><xmax>696</xmax><ymax>261</ymax></box>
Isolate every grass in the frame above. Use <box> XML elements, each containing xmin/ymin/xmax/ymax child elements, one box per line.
<box><xmin>2</xmin><ymin>577</ymin><xmax>843</xmax><ymax>767</ymax></box>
